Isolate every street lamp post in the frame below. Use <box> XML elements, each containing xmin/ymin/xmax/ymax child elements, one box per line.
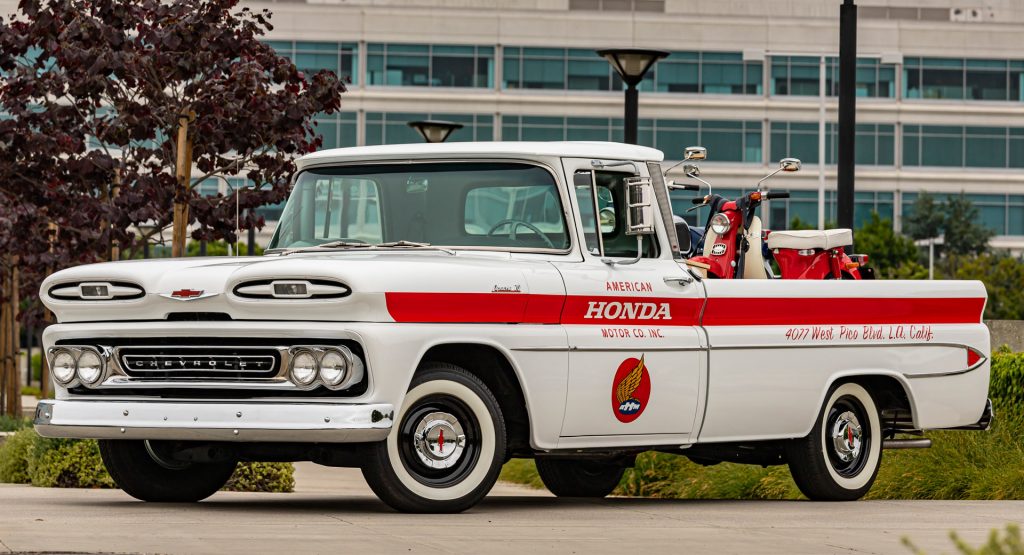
<box><xmin>408</xmin><ymin>120</ymin><xmax>464</xmax><ymax>143</ymax></box>
<box><xmin>596</xmin><ymin>48</ymin><xmax>669</xmax><ymax>145</ymax></box>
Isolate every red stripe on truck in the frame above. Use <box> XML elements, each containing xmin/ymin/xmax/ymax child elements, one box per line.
<box><xmin>385</xmin><ymin>293</ymin><xmax>985</xmax><ymax>326</ymax></box>
<box><xmin>701</xmin><ymin>297</ymin><xmax>985</xmax><ymax>326</ymax></box>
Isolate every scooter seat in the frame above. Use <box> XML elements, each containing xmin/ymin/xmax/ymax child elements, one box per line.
<box><xmin>766</xmin><ymin>229</ymin><xmax>853</xmax><ymax>250</ymax></box>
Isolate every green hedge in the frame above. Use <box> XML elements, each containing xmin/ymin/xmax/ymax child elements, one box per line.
<box><xmin>501</xmin><ymin>351</ymin><xmax>1024</xmax><ymax>501</ymax></box>
<box><xmin>0</xmin><ymin>429</ymin><xmax>294</xmax><ymax>492</ymax></box>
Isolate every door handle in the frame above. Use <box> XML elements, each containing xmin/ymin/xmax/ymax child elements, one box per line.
<box><xmin>664</xmin><ymin>275</ymin><xmax>693</xmax><ymax>286</ymax></box>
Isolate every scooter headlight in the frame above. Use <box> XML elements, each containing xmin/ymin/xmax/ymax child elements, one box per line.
<box><xmin>710</xmin><ymin>213</ymin><xmax>732</xmax><ymax>235</ymax></box>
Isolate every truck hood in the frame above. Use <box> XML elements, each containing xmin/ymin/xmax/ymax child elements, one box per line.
<box><xmin>40</xmin><ymin>251</ymin><xmax>567</xmax><ymax>324</ymax></box>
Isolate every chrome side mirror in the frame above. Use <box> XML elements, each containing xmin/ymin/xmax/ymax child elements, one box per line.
<box><xmin>780</xmin><ymin>158</ymin><xmax>801</xmax><ymax>172</ymax></box>
<box><xmin>683</xmin><ymin>146</ymin><xmax>707</xmax><ymax>161</ymax></box>
<box><xmin>624</xmin><ymin>176</ymin><xmax>655</xmax><ymax>236</ymax></box>
<box><xmin>683</xmin><ymin>163</ymin><xmax>700</xmax><ymax>177</ymax></box>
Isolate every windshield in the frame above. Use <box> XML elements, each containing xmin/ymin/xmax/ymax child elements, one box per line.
<box><xmin>268</xmin><ymin>162</ymin><xmax>571</xmax><ymax>251</ymax></box>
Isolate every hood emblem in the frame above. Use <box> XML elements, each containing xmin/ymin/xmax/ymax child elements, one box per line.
<box><xmin>160</xmin><ymin>289</ymin><xmax>217</xmax><ymax>301</ymax></box>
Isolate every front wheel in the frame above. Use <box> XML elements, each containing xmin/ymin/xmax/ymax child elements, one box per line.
<box><xmin>786</xmin><ymin>382</ymin><xmax>882</xmax><ymax>501</ymax></box>
<box><xmin>535</xmin><ymin>458</ymin><xmax>624</xmax><ymax>498</ymax></box>
<box><xmin>99</xmin><ymin>440</ymin><xmax>237</xmax><ymax>502</ymax></box>
<box><xmin>361</xmin><ymin>363</ymin><xmax>507</xmax><ymax>513</ymax></box>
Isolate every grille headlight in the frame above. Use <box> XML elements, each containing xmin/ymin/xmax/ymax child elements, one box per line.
<box><xmin>76</xmin><ymin>349</ymin><xmax>104</xmax><ymax>385</ymax></box>
<box><xmin>51</xmin><ymin>349</ymin><xmax>77</xmax><ymax>384</ymax></box>
<box><xmin>290</xmin><ymin>350</ymin><xmax>318</xmax><ymax>386</ymax></box>
<box><xmin>710</xmin><ymin>213</ymin><xmax>732</xmax><ymax>235</ymax></box>
<box><xmin>319</xmin><ymin>350</ymin><xmax>349</xmax><ymax>389</ymax></box>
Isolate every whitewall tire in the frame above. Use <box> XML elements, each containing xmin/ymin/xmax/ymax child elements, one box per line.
<box><xmin>786</xmin><ymin>382</ymin><xmax>882</xmax><ymax>501</ymax></box>
<box><xmin>361</xmin><ymin>363</ymin><xmax>507</xmax><ymax>513</ymax></box>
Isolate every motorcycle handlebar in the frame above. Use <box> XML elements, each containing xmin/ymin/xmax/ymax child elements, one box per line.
<box><xmin>678</xmin><ymin>183</ymin><xmax>701</xmax><ymax>191</ymax></box>
<box><xmin>764</xmin><ymin>191</ymin><xmax>790</xmax><ymax>200</ymax></box>
<box><xmin>691</xmin><ymin>197</ymin><xmax>707</xmax><ymax>204</ymax></box>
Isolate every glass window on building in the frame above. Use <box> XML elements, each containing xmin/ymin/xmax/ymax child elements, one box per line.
<box><xmin>367</xmin><ymin>43</ymin><xmax>494</xmax><ymax>88</ymax></box>
<box><xmin>314</xmin><ymin>112</ymin><xmax>358</xmax><ymax>150</ymax></box>
<box><xmin>501</xmin><ymin>115</ymin><xmax>623</xmax><ymax>141</ymax></box>
<box><xmin>774</xmin><ymin>56</ymin><xmax>895</xmax><ymax>98</ymax></box>
<box><xmin>365</xmin><ymin>112</ymin><xmax>494</xmax><ymax>145</ymax></box>
<box><xmin>771</xmin><ymin>122</ymin><xmax>819</xmax><ymax>163</ymax></box>
<box><xmin>904</xmin><ymin>125</ymin><xmax>1024</xmax><ymax>168</ymax></box>
<box><xmin>904</xmin><ymin>57</ymin><xmax>1024</xmax><ymax>101</ymax></box>
<box><xmin>824</xmin><ymin>123</ymin><xmax>895</xmax><ymax>166</ymax></box>
<box><xmin>649</xmin><ymin>51</ymin><xmax>762</xmax><ymax>94</ymax></box>
<box><xmin>265</xmin><ymin>41</ymin><xmax>359</xmax><ymax>84</ymax></box>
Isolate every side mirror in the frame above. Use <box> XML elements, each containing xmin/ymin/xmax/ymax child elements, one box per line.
<box><xmin>683</xmin><ymin>163</ymin><xmax>700</xmax><ymax>177</ymax></box>
<box><xmin>673</xmin><ymin>215</ymin><xmax>692</xmax><ymax>255</ymax></box>
<box><xmin>683</xmin><ymin>146</ymin><xmax>707</xmax><ymax>161</ymax></box>
<box><xmin>624</xmin><ymin>176</ymin><xmax>655</xmax><ymax>236</ymax></box>
<box><xmin>780</xmin><ymin>158</ymin><xmax>801</xmax><ymax>172</ymax></box>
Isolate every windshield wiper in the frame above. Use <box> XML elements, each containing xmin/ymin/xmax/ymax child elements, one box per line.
<box><xmin>374</xmin><ymin>241</ymin><xmax>455</xmax><ymax>255</ymax></box>
<box><xmin>277</xmin><ymin>241</ymin><xmax>371</xmax><ymax>256</ymax></box>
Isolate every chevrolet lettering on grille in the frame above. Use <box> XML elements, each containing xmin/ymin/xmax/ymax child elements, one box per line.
<box><xmin>123</xmin><ymin>355</ymin><xmax>275</xmax><ymax>373</ymax></box>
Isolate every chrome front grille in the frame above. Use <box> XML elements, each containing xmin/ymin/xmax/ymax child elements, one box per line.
<box><xmin>117</xmin><ymin>347</ymin><xmax>280</xmax><ymax>379</ymax></box>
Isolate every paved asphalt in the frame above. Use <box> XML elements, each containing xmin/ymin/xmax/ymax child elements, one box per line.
<box><xmin>0</xmin><ymin>462</ymin><xmax>1021</xmax><ymax>554</ymax></box>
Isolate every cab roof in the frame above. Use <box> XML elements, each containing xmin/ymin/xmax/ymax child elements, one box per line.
<box><xmin>296</xmin><ymin>141</ymin><xmax>665</xmax><ymax>170</ymax></box>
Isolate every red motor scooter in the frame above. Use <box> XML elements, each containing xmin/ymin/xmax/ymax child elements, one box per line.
<box><xmin>677</xmin><ymin>157</ymin><xmax>872</xmax><ymax>280</ymax></box>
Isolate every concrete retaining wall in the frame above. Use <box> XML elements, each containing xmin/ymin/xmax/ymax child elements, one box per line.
<box><xmin>987</xmin><ymin>320</ymin><xmax>1024</xmax><ymax>352</ymax></box>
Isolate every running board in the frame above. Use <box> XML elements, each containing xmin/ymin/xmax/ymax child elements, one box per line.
<box><xmin>882</xmin><ymin>438</ymin><xmax>932</xmax><ymax>450</ymax></box>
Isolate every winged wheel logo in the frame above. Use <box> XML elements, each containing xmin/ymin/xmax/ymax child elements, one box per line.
<box><xmin>611</xmin><ymin>356</ymin><xmax>651</xmax><ymax>423</ymax></box>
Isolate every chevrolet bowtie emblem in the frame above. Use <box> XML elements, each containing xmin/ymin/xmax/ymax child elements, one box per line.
<box><xmin>171</xmin><ymin>289</ymin><xmax>204</xmax><ymax>299</ymax></box>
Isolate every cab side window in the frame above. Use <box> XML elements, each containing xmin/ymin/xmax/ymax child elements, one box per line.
<box><xmin>574</xmin><ymin>170</ymin><xmax>658</xmax><ymax>259</ymax></box>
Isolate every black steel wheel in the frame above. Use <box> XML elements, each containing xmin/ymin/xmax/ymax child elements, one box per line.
<box><xmin>535</xmin><ymin>458</ymin><xmax>624</xmax><ymax>498</ymax></box>
<box><xmin>99</xmin><ymin>440</ymin><xmax>237</xmax><ymax>502</ymax></box>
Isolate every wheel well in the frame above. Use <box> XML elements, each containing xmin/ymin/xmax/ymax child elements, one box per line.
<box><xmin>838</xmin><ymin>375</ymin><xmax>915</xmax><ymax>434</ymax></box>
<box><xmin>419</xmin><ymin>344</ymin><xmax>531</xmax><ymax>458</ymax></box>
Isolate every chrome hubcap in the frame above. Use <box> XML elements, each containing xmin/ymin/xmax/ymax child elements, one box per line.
<box><xmin>830</xmin><ymin>411</ymin><xmax>863</xmax><ymax>463</ymax></box>
<box><xmin>412</xmin><ymin>412</ymin><xmax>467</xmax><ymax>469</ymax></box>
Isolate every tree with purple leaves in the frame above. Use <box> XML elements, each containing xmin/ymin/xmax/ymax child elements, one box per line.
<box><xmin>0</xmin><ymin>0</ymin><xmax>344</xmax><ymax>415</ymax></box>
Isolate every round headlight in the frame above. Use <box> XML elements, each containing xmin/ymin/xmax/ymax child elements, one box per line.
<box><xmin>710</xmin><ymin>213</ymin><xmax>732</xmax><ymax>235</ymax></box>
<box><xmin>51</xmin><ymin>350</ymin><xmax>77</xmax><ymax>384</ymax></box>
<box><xmin>319</xmin><ymin>350</ymin><xmax>349</xmax><ymax>388</ymax></box>
<box><xmin>76</xmin><ymin>350</ymin><xmax>104</xmax><ymax>385</ymax></box>
<box><xmin>290</xmin><ymin>351</ymin><xmax>318</xmax><ymax>386</ymax></box>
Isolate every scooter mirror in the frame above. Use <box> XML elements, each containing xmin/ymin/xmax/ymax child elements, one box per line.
<box><xmin>780</xmin><ymin>158</ymin><xmax>802</xmax><ymax>172</ymax></box>
<box><xmin>683</xmin><ymin>146</ymin><xmax>707</xmax><ymax>161</ymax></box>
<box><xmin>683</xmin><ymin>163</ymin><xmax>700</xmax><ymax>177</ymax></box>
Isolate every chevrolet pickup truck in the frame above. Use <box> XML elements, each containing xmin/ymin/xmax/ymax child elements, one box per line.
<box><xmin>36</xmin><ymin>142</ymin><xmax>991</xmax><ymax>513</ymax></box>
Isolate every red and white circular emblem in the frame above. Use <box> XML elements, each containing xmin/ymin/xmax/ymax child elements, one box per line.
<box><xmin>611</xmin><ymin>356</ymin><xmax>651</xmax><ymax>423</ymax></box>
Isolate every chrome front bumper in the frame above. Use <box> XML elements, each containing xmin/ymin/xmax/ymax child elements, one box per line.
<box><xmin>34</xmin><ymin>400</ymin><xmax>394</xmax><ymax>443</ymax></box>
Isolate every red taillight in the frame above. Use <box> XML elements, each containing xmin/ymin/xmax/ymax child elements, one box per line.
<box><xmin>967</xmin><ymin>348</ymin><xmax>983</xmax><ymax>368</ymax></box>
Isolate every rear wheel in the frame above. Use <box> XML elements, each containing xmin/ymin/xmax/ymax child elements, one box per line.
<box><xmin>535</xmin><ymin>458</ymin><xmax>624</xmax><ymax>498</ymax></box>
<box><xmin>99</xmin><ymin>440</ymin><xmax>237</xmax><ymax>502</ymax></box>
<box><xmin>361</xmin><ymin>363</ymin><xmax>507</xmax><ymax>513</ymax></box>
<box><xmin>786</xmin><ymin>382</ymin><xmax>882</xmax><ymax>501</ymax></box>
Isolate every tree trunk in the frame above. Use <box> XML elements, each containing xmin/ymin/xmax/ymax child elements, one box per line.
<box><xmin>172</xmin><ymin>110</ymin><xmax>195</xmax><ymax>258</ymax></box>
<box><xmin>1</xmin><ymin>259</ymin><xmax>21</xmax><ymax>417</ymax></box>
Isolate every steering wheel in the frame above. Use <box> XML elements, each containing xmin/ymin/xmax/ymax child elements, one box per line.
<box><xmin>486</xmin><ymin>219</ymin><xmax>556</xmax><ymax>249</ymax></box>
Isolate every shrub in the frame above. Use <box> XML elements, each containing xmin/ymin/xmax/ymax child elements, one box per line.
<box><xmin>989</xmin><ymin>351</ymin><xmax>1023</xmax><ymax>408</ymax></box>
<box><xmin>0</xmin><ymin>415</ymin><xmax>29</xmax><ymax>432</ymax></box>
<box><xmin>21</xmin><ymin>385</ymin><xmax>41</xmax><ymax>398</ymax></box>
<box><xmin>0</xmin><ymin>428</ymin><xmax>34</xmax><ymax>483</ymax></box>
<box><xmin>904</xmin><ymin>524</ymin><xmax>1022</xmax><ymax>555</ymax></box>
<box><xmin>0</xmin><ymin>430</ymin><xmax>294</xmax><ymax>493</ymax></box>
<box><xmin>224</xmin><ymin>462</ymin><xmax>295</xmax><ymax>493</ymax></box>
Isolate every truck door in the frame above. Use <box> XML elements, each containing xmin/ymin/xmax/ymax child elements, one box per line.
<box><xmin>552</xmin><ymin>158</ymin><xmax>707</xmax><ymax>445</ymax></box>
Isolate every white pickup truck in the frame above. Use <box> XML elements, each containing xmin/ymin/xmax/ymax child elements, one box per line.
<box><xmin>36</xmin><ymin>142</ymin><xmax>991</xmax><ymax>513</ymax></box>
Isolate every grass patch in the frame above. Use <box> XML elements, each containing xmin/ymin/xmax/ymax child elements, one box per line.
<box><xmin>0</xmin><ymin>415</ymin><xmax>30</xmax><ymax>432</ymax></box>
<box><xmin>502</xmin><ymin>352</ymin><xmax>1024</xmax><ymax>501</ymax></box>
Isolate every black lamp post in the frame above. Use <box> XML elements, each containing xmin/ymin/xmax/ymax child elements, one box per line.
<box><xmin>408</xmin><ymin>120</ymin><xmax>464</xmax><ymax>143</ymax></box>
<box><xmin>837</xmin><ymin>0</ymin><xmax>857</xmax><ymax>241</ymax></box>
<box><xmin>597</xmin><ymin>48</ymin><xmax>669</xmax><ymax>145</ymax></box>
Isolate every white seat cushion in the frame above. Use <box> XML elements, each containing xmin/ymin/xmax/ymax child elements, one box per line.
<box><xmin>766</xmin><ymin>229</ymin><xmax>853</xmax><ymax>250</ymax></box>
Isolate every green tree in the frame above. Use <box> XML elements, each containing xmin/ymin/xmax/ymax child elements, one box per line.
<box><xmin>943</xmin><ymin>193</ymin><xmax>994</xmax><ymax>257</ymax></box>
<box><xmin>854</xmin><ymin>212</ymin><xmax>927</xmax><ymax>279</ymax></box>
<box><xmin>904</xmin><ymin>191</ymin><xmax>945</xmax><ymax>241</ymax></box>
<box><xmin>955</xmin><ymin>253</ymin><xmax>1024</xmax><ymax>320</ymax></box>
<box><xmin>787</xmin><ymin>216</ymin><xmax>815</xmax><ymax>231</ymax></box>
